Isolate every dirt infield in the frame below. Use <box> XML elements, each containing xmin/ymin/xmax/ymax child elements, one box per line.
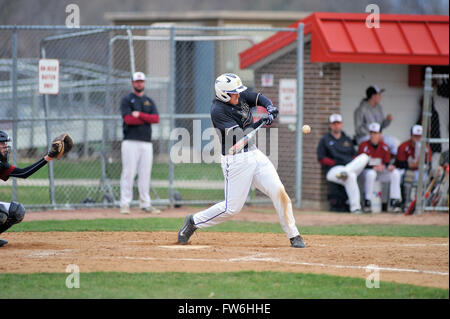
<box><xmin>23</xmin><ymin>205</ymin><xmax>450</xmax><ymax>226</ymax></box>
<box><xmin>1</xmin><ymin>207</ymin><xmax>448</xmax><ymax>289</ymax></box>
<box><xmin>1</xmin><ymin>232</ymin><xmax>448</xmax><ymax>289</ymax></box>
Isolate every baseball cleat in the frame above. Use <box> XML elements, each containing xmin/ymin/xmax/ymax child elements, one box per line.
<box><xmin>390</xmin><ymin>199</ymin><xmax>402</xmax><ymax>213</ymax></box>
<box><xmin>120</xmin><ymin>206</ymin><xmax>130</xmax><ymax>214</ymax></box>
<box><xmin>290</xmin><ymin>235</ymin><xmax>306</xmax><ymax>248</ymax></box>
<box><xmin>141</xmin><ymin>206</ymin><xmax>161</xmax><ymax>214</ymax></box>
<box><xmin>363</xmin><ymin>199</ymin><xmax>372</xmax><ymax>213</ymax></box>
<box><xmin>351</xmin><ymin>208</ymin><xmax>363</xmax><ymax>214</ymax></box>
<box><xmin>336</xmin><ymin>171</ymin><xmax>348</xmax><ymax>181</ymax></box>
<box><xmin>0</xmin><ymin>239</ymin><xmax>8</xmax><ymax>247</ymax></box>
<box><xmin>177</xmin><ymin>214</ymin><xmax>197</xmax><ymax>244</ymax></box>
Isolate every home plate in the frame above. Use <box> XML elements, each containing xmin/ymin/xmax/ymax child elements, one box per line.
<box><xmin>158</xmin><ymin>245</ymin><xmax>210</xmax><ymax>250</ymax></box>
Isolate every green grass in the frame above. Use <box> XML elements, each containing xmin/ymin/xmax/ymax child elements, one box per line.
<box><xmin>10</xmin><ymin>218</ymin><xmax>449</xmax><ymax>237</ymax></box>
<box><xmin>0</xmin><ymin>271</ymin><xmax>447</xmax><ymax>299</ymax></box>
<box><xmin>18</xmin><ymin>161</ymin><xmax>223</xmax><ymax>180</ymax></box>
<box><xmin>0</xmin><ymin>186</ymin><xmax>224</xmax><ymax>205</ymax></box>
<box><xmin>0</xmin><ymin>186</ymin><xmax>52</xmax><ymax>205</ymax></box>
<box><xmin>5</xmin><ymin>161</ymin><xmax>224</xmax><ymax>205</ymax></box>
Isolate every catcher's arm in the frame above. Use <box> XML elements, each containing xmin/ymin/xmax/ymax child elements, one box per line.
<box><xmin>9</xmin><ymin>158</ymin><xmax>49</xmax><ymax>179</ymax></box>
<box><xmin>7</xmin><ymin>133</ymin><xmax>73</xmax><ymax>179</ymax></box>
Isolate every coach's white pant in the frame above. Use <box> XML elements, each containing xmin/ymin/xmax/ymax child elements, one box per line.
<box><xmin>120</xmin><ymin>140</ymin><xmax>153</xmax><ymax>209</ymax></box>
<box><xmin>326</xmin><ymin>154</ymin><xmax>369</xmax><ymax>211</ymax></box>
<box><xmin>192</xmin><ymin>149</ymin><xmax>300</xmax><ymax>239</ymax></box>
<box><xmin>362</xmin><ymin>168</ymin><xmax>401</xmax><ymax>200</ymax></box>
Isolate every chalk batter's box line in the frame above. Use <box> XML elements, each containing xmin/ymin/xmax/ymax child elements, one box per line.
<box><xmin>113</xmin><ymin>254</ymin><xmax>449</xmax><ymax>276</ymax></box>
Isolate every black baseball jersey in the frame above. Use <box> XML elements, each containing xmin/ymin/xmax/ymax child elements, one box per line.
<box><xmin>121</xmin><ymin>92</ymin><xmax>159</xmax><ymax>142</ymax></box>
<box><xmin>211</xmin><ymin>90</ymin><xmax>272</xmax><ymax>155</ymax></box>
<box><xmin>317</xmin><ymin>131</ymin><xmax>356</xmax><ymax>174</ymax></box>
<box><xmin>1</xmin><ymin>158</ymin><xmax>48</xmax><ymax>181</ymax></box>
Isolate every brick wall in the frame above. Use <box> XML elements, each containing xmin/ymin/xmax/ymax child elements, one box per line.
<box><xmin>254</xmin><ymin>43</ymin><xmax>341</xmax><ymax>209</ymax></box>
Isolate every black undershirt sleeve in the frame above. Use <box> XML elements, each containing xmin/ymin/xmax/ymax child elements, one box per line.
<box><xmin>9</xmin><ymin>158</ymin><xmax>48</xmax><ymax>179</ymax></box>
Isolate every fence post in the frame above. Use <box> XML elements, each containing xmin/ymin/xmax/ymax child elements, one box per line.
<box><xmin>295</xmin><ymin>23</ymin><xmax>304</xmax><ymax>209</ymax></box>
<box><xmin>101</xmin><ymin>34</ymin><xmax>112</xmax><ymax>204</ymax></box>
<box><xmin>40</xmin><ymin>45</ymin><xmax>56</xmax><ymax>206</ymax></box>
<box><xmin>127</xmin><ymin>29</ymin><xmax>136</xmax><ymax>75</ymax></box>
<box><xmin>416</xmin><ymin>67</ymin><xmax>433</xmax><ymax>214</ymax></box>
<box><xmin>83</xmin><ymin>76</ymin><xmax>89</xmax><ymax>158</ymax></box>
<box><xmin>168</xmin><ymin>26</ymin><xmax>176</xmax><ymax>208</ymax></box>
<box><xmin>11</xmin><ymin>27</ymin><xmax>18</xmax><ymax>202</ymax></box>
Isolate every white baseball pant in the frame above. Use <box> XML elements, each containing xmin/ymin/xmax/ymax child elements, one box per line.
<box><xmin>120</xmin><ymin>140</ymin><xmax>154</xmax><ymax>209</ymax></box>
<box><xmin>192</xmin><ymin>149</ymin><xmax>300</xmax><ymax>239</ymax></box>
<box><xmin>362</xmin><ymin>168</ymin><xmax>402</xmax><ymax>200</ymax></box>
<box><xmin>326</xmin><ymin>153</ymin><xmax>370</xmax><ymax>211</ymax></box>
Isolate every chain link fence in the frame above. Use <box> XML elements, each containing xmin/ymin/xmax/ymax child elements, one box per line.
<box><xmin>415</xmin><ymin>68</ymin><xmax>449</xmax><ymax>214</ymax></box>
<box><xmin>0</xmin><ymin>25</ymin><xmax>302</xmax><ymax>210</ymax></box>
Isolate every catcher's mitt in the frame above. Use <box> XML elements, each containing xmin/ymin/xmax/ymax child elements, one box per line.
<box><xmin>48</xmin><ymin>133</ymin><xmax>73</xmax><ymax>159</ymax></box>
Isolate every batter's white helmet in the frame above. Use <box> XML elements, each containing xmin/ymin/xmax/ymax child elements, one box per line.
<box><xmin>214</xmin><ymin>73</ymin><xmax>247</xmax><ymax>103</ymax></box>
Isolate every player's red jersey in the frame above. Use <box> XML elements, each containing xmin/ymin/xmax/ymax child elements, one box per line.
<box><xmin>358</xmin><ymin>140</ymin><xmax>390</xmax><ymax>167</ymax></box>
<box><xmin>395</xmin><ymin>139</ymin><xmax>432</xmax><ymax>170</ymax></box>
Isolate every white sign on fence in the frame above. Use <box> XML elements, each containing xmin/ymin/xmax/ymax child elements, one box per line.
<box><xmin>278</xmin><ymin>79</ymin><xmax>297</xmax><ymax>124</ymax></box>
<box><xmin>38</xmin><ymin>59</ymin><xmax>59</xmax><ymax>95</ymax></box>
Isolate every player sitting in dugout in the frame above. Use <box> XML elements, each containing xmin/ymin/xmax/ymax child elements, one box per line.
<box><xmin>317</xmin><ymin>114</ymin><xmax>369</xmax><ymax>214</ymax></box>
<box><xmin>395</xmin><ymin>125</ymin><xmax>432</xmax><ymax>182</ymax></box>
<box><xmin>394</xmin><ymin>125</ymin><xmax>432</xmax><ymax>208</ymax></box>
<box><xmin>0</xmin><ymin>130</ymin><xmax>72</xmax><ymax>247</ymax></box>
<box><xmin>357</xmin><ymin>122</ymin><xmax>402</xmax><ymax>213</ymax></box>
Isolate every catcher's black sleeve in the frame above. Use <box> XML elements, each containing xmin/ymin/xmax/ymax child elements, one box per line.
<box><xmin>9</xmin><ymin>158</ymin><xmax>48</xmax><ymax>179</ymax></box>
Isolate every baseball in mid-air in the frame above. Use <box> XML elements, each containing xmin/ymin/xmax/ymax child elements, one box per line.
<box><xmin>302</xmin><ymin>124</ymin><xmax>311</xmax><ymax>134</ymax></box>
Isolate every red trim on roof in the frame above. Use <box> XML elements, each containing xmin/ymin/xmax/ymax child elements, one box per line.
<box><xmin>240</xmin><ymin>12</ymin><xmax>449</xmax><ymax>68</ymax></box>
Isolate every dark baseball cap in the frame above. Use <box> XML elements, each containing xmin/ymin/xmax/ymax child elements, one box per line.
<box><xmin>366</xmin><ymin>85</ymin><xmax>385</xmax><ymax>99</ymax></box>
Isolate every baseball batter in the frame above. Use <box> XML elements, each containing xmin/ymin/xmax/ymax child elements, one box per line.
<box><xmin>177</xmin><ymin>73</ymin><xmax>306</xmax><ymax>248</ymax></box>
<box><xmin>0</xmin><ymin>131</ymin><xmax>72</xmax><ymax>247</ymax></box>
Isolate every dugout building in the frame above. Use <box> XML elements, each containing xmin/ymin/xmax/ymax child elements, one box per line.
<box><xmin>239</xmin><ymin>12</ymin><xmax>449</xmax><ymax>209</ymax></box>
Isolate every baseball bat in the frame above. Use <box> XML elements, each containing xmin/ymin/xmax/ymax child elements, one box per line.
<box><xmin>228</xmin><ymin>120</ymin><xmax>266</xmax><ymax>155</ymax></box>
<box><xmin>405</xmin><ymin>166</ymin><xmax>442</xmax><ymax>216</ymax></box>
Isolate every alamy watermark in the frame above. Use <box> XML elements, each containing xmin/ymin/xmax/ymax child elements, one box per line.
<box><xmin>65</xmin><ymin>4</ymin><xmax>80</xmax><ymax>28</ymax></box>
<box><xmin>365</xmin><ymin>264</ymin><xmax>380</xmax><ymax>288</ymax></box>
<box><xmin>65</xmin><ymin>264</ymin><xmax>80</xmax><ymax>288</ymax></box>
<box><xmin>169</xmin><ymin>120</ymin><xmax>279</xmax><ymax>168</ymax></box>
<box><xmin>366</xmin><ymin>4</ymin><xmax>380</xmax><ymax>28</ymax></box>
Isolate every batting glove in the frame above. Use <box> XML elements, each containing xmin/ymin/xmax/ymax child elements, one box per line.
<box><xmin>266</xmin><ymin>105</ymin><xmax>279</xmax><ymax>119</ymax></box>
<box><xmin>264</xmin><ymin>113</ymin><xmax>275</xmax><ymax>125</ymax></box>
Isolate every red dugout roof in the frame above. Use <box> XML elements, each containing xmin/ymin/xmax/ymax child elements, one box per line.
<box><xmin>240</xmin><ymin>12</ymin><xmax>449</xmax><ymax>68</ymax></box>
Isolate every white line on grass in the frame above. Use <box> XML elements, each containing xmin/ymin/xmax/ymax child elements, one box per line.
<box><xmin>115</xmin><ymin>255</ymin><xmax>449</xmax><ymax>276</ymax></box>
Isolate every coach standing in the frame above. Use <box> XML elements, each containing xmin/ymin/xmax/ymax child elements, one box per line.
<box><xmin>120</xmin><ymin>72</ymin><xmax>161</xmax><ymax>214</ymax></box>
